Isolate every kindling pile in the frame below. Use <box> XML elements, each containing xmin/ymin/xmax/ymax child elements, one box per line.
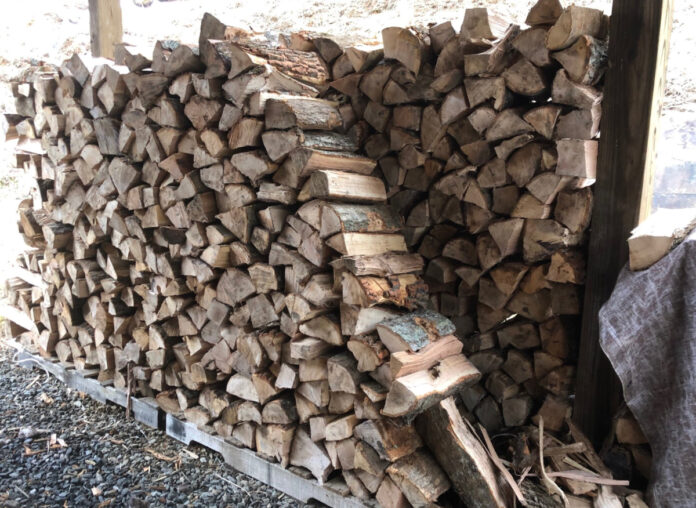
<box><xmin>3</xmin><ymin>0</ymin><xmax>609</xmax><ymax>505</ymax></box>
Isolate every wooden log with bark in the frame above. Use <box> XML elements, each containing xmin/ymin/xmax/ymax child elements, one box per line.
<box><xmin>4</xmin><ymin>3</ymin><xmax>610</xmax><ymax>504</ymax></box>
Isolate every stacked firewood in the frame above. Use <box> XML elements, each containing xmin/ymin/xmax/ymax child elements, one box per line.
<box><xmin>3</xmin><ymin>0</ymin><xmax>616</xmax><ymax>505</ymax></box>
<box><xmin>313</xmin><ymin>0</ymin><xmax>605</xmax><ymax>437</ymax></box>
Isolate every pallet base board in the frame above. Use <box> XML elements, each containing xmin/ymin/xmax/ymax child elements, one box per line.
<box><xmin>14</xmin><ymin>347</ymin><xmax>163</xmax><ymax>429</ymax></box>
<box><xmin>4</xmin><ymin>339</ymin><xmax>369</xmax><ymax>508</ymax></box>
<box><xmin>166</xmin><ymin>415</ymin><xmax>370</xmax><ymax>507</ymax></box>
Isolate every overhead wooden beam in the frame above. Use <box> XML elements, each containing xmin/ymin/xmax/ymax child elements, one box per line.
<box><xmin>574</xmin><ymin>0</ymin><xmax>674</xmax><ymax>444</ymax></box>
<box><xmin>89</xmin><ymin>0</ymin><xmax>123</xmax><ymax>59</ymax></box>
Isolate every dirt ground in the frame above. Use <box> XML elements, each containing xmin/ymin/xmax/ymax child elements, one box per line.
<box><xmin>0</xmin><ymin>0</ymin><xmax>693</xmax><ymax>280</ymax></box>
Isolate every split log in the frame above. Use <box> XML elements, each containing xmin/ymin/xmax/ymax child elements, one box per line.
<box><xmin>390</xmin><ymin>334</ymin><xmax>463</xmax><ymax>378</ymax></box>
<box><xmin>327</xmin><ymin>233</ymin><xmax>407</xmax><ymax>257</ymax></box>
<box><xmin>417</xmin><ymin>396</ymin><xmax>507</xmax><ymax>508</ymax></box>
<box><xmin>382</xmin><ymin>354</ymin><xmax>481</xmax><ymax>420</ymax></box>
<box><xmin>341</xmin><ymin>272</ymin><xmax>427</xmax><ymax>309</ymax></box>
<box><xmin>628</xmin><ymin>208</ymin><xmax>696</xmax><ymax>271</ymax></box>
<box><xmin>340</xmin><ymin>304</ymin><xmax>399</xmax><ymax>336</ymax></box>
<box><xmin>552</xmin><ymin>35</ymin><xmax>607</xmax><ymax>85</ymax></box>
<box><xmin>289</xmin><ymin>427</ymin><xmax>333</xmax><ymax>482</ymax></box>
<box><xmin>376</xmin><ymin>309</ymin><xmax>456</xmax><ymax>353</ymax></box>
<box><xmin>545</xmin><ymin>5</ymin><xmax>605</xmax><ymax>51</ymax></box>
<box><xmin>386</xmin><ymin>450</ymin><xmax>451</xmax><ymax>507</ymax></box>
<box><xmin>298</xmin><ymin>170</ymin><xmax>387</xmax><ymax>203</ymax></box>
<box><xmin>332</xmin><ymin>253</ymin><xmax>424</xmax><ymax>277</ymax></box>
<box><xmin>320</xmin><ymin>204</ymin><xmax>402</xmax><ymax>238</ymax></box>
<box><xmin>353</xmin><ymin>419</ymin><xmax>422</xmax><ymax>462</ymax></box>
<box><xmin>265</xmin><ymin>95</ymin><xmax>341</xmax><ymax>130</ymax></box>
<box><xmin>382</xmin><ymin>27</ymin><xmax>425</xmax><ymax>75</ymax></box>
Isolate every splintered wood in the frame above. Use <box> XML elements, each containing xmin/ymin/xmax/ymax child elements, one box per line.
<box><xmin>4</xmin><ymin>0</ymin><xmax>608</xmax><ymax>506</ymax></box>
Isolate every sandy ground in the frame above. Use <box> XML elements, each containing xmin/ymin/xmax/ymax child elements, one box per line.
<box><xmin>0</xmin><ymin>0</ymin><xmax>693</xmax><ymax>281</ymax></box>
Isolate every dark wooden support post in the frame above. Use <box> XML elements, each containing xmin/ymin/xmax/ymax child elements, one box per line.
<box><xmin>89</xmin><ymin>0</ymin><xmax>123</xmax><ymax>59</ymax></box>
<box><xmin>574</xmin><ymin>0</ymin><xmax>674</xmax><ymax>444</ymax></box>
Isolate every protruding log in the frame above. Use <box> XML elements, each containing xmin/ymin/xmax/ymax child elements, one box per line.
<box><xmin>320</xmin><ymin>203</ymin><xmax>402</xmax><ymax>238</ymax></box>
<box><xmin>289</xmin><ymin>427</ymin><xmax>333</xmax><ymax>482</ymax></box>
<box><xmin>552</xmin><ymin>35</ymin><xmax>608</xmax><ymax>85</ymax></box>
<box><xmin>346</xmin><ymin>335</ymin><xmax>389</xmax><ymax>373</ymax></box>
<box><xmin>628</xmin><ymin>208</ymin><xmax>696</xmax><ymax>271</ymax></box>
<box><xmin>390</xmin><ymin>334</ymin><xmax>463</xmax><ymax>378</ymax></box>
<box><xmin>354</xmin><ymin>419</ymin><xmax>422</xmax><ymax>462</ymax></box>
<box><xmin>298</xmin><ymin>170</ymin><xmax>387</xmax><ymax>203</ymax></box>
<box><xmin>340</xmin><ymin>304</ymin><xmax>399</xmax><ymax>336</ymax></box>
<box><xmin>376</xmin><ymin>309</ymin><xmax>456</xmax><ymax>353</ymax></box>
<box><xmin>556</xmin><ymin>139</ymin><xmax>598</xmax><ymax>179</ymax></box>
<box><xmin>382</xmin><ymin>27</ymin><xmax>425</xmax><ymax>75</ymax></box>
<box><xmin>332</xmin><ymin>253</ymin><xmax>424</xmax><ymax>277</ymax></box>
<box><xmin>545</xmin><ymin>5</ymin><xmax>604</xmax><ymax>51</ymax></box>
<box><xmin>502</xmin><ymin>59</ymin><xmax>547</xmax><ymax>96</ymax></box>
<box><xmin>354</xmin><ymin>440</ymin><xmax>389</xmax><ymax>477</ymax></box>
<box><xmin>552</xmin><ymin>70</ymin><xmax>602</xmax><ymax>109</ymax></box>
<box><xmin>327</xmin><ymin>233</ymin><xmax>407</xmax><ymax>257</ymax></box>
<box><xmin>328</xmin><ymin>353</ymin><xmax>364</xmax><ymax>394</ymax></box>
<box><xmin>265</xmin><ymin>95</ymin><xmax>341</xmax><ymax>130</ymax></box>
<box><xmin>256</xmin><ymin>424</ymin><xmax>295</xmax><ymax>468</ymax></box>
<box><xmin>526</xmin><ymin>0</ymin><xmax>563</xmax><ymax>26</ymax></box>
<box><xmin>341</xmin><ymin>272</ymin><xmax>427</xmax><ymax>309</ymax></box>
<box><xmin>417</xmin><ymin>397</ymin><xmax>507</xmax><ymax>508</ymax></box>
<box><xmin>325</xmin><ymin>414</ymin><xmax>359</xmax><ymax>441</ymax></box>
<box><xmin>386</xmin><ymin>450</ymin><xmax>451</xmax><ymax>507</ymax></box>
<box><xmin>382</xmin><ymin>354</ymin><xmax>481</xmax><ymax>420</ymax></box>
<box><xmin>376</xmin><ymin>476</ymin><xmax>411</xmax><ymax>508</ymax></box>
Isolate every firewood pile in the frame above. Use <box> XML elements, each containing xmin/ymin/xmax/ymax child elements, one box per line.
<box><xmin>3</xmin><ymin>0</ymin><xmax>649</xmax><ymax>505</ymax></box>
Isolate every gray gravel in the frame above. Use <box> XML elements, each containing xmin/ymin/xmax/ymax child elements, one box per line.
<box><xmin>0</xmin><ymin>343</ymin><xmax>305</xmax><ymax>508</ymax></box>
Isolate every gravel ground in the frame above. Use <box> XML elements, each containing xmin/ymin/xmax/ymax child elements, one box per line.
<box><xmin>0</xmin><ymin>343</ymin><xmax>304</xmax><ymax>508</ymax></box>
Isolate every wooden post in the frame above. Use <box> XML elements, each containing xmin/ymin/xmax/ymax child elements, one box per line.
<box><xmin>573</xmin><ymin>0</ymin><xmax>674</xmax><ymax>443</ymax></box>
<box><xmin>89</xmin><ymin>0</ymin><xmax>123</xmax><ymax>59</ymax></box>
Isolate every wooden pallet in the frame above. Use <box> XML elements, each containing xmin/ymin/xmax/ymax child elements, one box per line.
<box><xmin>4</xmin><ymin>339</ymin><xmax>370</xmax><ymax>508</ymax></box>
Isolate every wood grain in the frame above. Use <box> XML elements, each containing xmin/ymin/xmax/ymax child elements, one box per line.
<box><xmin>574</xmin><ymin>0</ymin><xmax>674</xmax><ymax>444</ymax></box>
<box><xmin>88</xmin><ymin>0</ymin><xmax>123</xmax><ymax>59</ymax></box>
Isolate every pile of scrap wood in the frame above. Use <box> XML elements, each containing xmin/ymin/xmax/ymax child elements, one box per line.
<box><xmin>2</xmin><ymin>0</ymin><xmax>649</xmax><ymax>504</ymax></box>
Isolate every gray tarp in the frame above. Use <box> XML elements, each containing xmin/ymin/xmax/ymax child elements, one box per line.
<box><xmin>599</xmin><ymin>229</ymin><xmax>696</xmax><ymax>507</ymax></box>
